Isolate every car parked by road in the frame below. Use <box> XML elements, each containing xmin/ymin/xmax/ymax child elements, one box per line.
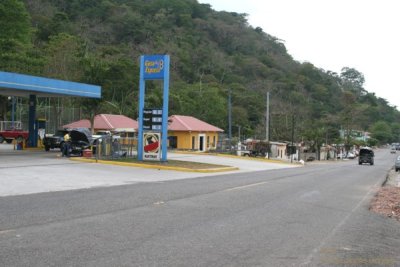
<box><xmin>43</xmin><ymin>130</ymin><xmax>69</xmax><ymax>151</ymax></box>
<box><xmin>337</xmin><ymin>151</ymin><xmax>356</xmax><ymax>159</ymax></box>
<box><xmin>391</xmin><ymin>143</ymin><xmax>400</xmax><ymax>150</ymax></box>
<box><xmin>69</xmin><ymin>128</ymin><xmax>95</xmax><ymax>156</ymax></box>
<box><xmin>0</xmin><ymin>128</ymin><xmax>29</xmax><ymax>144</ymax></box>
<box><xmin>236</xmin><ymin>144</ymin><xmax>251</xmax><ymax>157</ymax></box>
<box><xmin>395</xmin><ymin>156</ymin><xmax>400</xmax><ymax>172</ymax></box>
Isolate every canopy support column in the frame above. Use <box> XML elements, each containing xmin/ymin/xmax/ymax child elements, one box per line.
<box><xmin>28</xmin><ymin>94</ymin><xmax>37</xmax><ymax>147</ymax></box>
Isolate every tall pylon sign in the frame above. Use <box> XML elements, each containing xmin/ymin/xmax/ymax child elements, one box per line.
<box><xmin>137</xmin><ymin>55</ymin><xmax>170</xmax><ymax>161</ymax></box>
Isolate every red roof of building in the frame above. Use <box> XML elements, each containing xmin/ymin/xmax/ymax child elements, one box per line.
<box><xmin>63</xmin><ymin>114</ymin><xmax>138</xmax><ymax>131</ymax></box>
<box><xmin>64</xmin><ymin>114</ymin><xmax>222</xmax><ymax>133</ymax></box>
<box><xmin>168</xmin><ymin>115</ymin><xmax>223</xmax><ymax>132</ymax></box>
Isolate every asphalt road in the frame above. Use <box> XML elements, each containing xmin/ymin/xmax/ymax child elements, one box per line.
<box><xmin>1</xmin><ymin>149</ymin><xmax>400</xmax><ymax>266</ymax></box>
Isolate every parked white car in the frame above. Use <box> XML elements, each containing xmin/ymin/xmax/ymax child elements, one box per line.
<box><xmin>337</xmin><ymin>151</ymin><xmax>356</xmax><ymax>159</ymax></box>
<box><xmin>346</xmin><ymin>152</ymin><xmax>356</xmax><ymax>159</ymax></box>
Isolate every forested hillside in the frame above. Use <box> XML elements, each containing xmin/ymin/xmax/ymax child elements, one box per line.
<box><xmin>1</xmin><ymin>0</ymin><xmax>399</xmax><ymax>146</ymax></box>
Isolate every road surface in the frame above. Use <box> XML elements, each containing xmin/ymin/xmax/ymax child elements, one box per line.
<box><xmin>1</xmin><ymin>149</ymin><xmax>399</xmax><ymax>266</ymax></box>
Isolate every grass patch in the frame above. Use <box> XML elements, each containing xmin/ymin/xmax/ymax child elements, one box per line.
<box><xmin>112</xmin><ymin>158</ymin><xmax>230</xmax><ymax>170</ymax></box>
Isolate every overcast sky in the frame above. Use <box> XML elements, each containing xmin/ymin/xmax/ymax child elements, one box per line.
<box><xmin>198</xmin><ymin>0</ymin><xmax>400</xmax><ymax>110</ymax></box>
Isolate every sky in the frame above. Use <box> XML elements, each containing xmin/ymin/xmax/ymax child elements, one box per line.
<box><xmin>198</xmin><ymin>0</ymin><xmax>400</xmax><ymax>110</ymax></box>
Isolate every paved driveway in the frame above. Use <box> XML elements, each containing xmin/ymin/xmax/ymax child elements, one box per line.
<box><xmin>0</xmin><ymin>145</ymin><xmax>298</xmax><ymax>196</ymax></box>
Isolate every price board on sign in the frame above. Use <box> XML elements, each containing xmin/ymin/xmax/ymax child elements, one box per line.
<box><xmin>143</xmin><ymin>108</ymin><xmax>162</xmax><ymax>131</ymax></box>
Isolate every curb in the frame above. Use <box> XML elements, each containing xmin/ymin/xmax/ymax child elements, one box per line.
<box><xmin>171</xmin><ymin>151</ymin><xmax>293</xmax><ymax>165</ymax></box>
<box><xmin>214</xmin><ymin>153</ymin><xmax>293</xmax><ymax>164</ymax></box>
<box><xmin>69</xmin><ymin>157</ymin><xmax>239</xmax><ymax>173</ymax></box>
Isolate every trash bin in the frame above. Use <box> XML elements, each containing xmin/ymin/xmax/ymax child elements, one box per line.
<box><xmin>16</xmin><ymin>142</ymin><xmax>23</xmax><ymax>150</ymax></box>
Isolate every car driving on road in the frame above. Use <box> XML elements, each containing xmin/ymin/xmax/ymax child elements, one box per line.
<box><xmin>358</xmin><ymin>147</ymin><xmax>374</xmax><ymax>165</ymax></box>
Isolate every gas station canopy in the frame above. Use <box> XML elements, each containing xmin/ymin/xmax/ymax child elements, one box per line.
<box><xmin>0</xmin><ymin>71</ymin><xmax>102</xmax><ymax>147</ymax></box>
<box><xmin>0</xmin><ymin>71</ymin><xmax>101</xmax><ymax>98</ymax></box>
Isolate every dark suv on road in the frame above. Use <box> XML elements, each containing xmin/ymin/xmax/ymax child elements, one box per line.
<box><xmin>358</xmin><ymin>147</ymin><xmax>374</xmax><ymax>165</ymax></box>
<box><xmin>43</xmin><ymin>130</ymin><xmax>69</xmax><ymax>151</ymax></box>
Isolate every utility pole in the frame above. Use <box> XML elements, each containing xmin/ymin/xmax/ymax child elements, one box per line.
<box><xmin>228</xmin><ymin>89</ymin><xmax>232</xmax><ymax>151</ymax></box>
<box><xmin>266</xmin><ymin>91</ymin><xmax>270</xmax><ymax>159</ymax></box>
<box><xmin>266</xmin><ymin>92</ymin><xmax>270</xmax><ymax>142</ymax></box>
<box><xmin>291</xmin><ymin>113</ymin><xmax>295</xmax><ymax>163</ymax></box>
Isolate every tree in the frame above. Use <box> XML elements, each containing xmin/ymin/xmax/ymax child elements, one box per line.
<box><xmin>340</xmin><ymin>91</ymin><xmax>357</xmax><ymax>151</ymax></box>
<box><xmin>44</xmin><ymin>33</ymin><xmax>84</xmax><ymax>80</ymax></box>
<box><xmin>302</xmin><ymin>123</ymin><xmax>325</xmax><ymax>159</ymax></box>
<box><xmin>77</xmin><ymin>56</ymin><xmax>110</xmax><ymax>133</ymax></box>
<box><xmin>391</xmin><ymin>123</ymin><xmax>400</xmax><ymax>142</ymax></box>
<box><xmin>37</xmin><ymin>12</ymin><xmax>72</xmax><ymax>41</ymax></box>
<box><xmin>15</xmin><ymin>0</ymin><xmax>400</xmax><ymax>143</ymax></box>
<box><xmin>0</xmin><ymin>0</ymin><xmax>42</xmax><ymax>74</ymax></box>
<box><xmin>0</xmin><ymin>0</ymin><xmax>31</xmax><ymax>45</ymax></box>
<box><xmin>370</xmin><ymin>121</ymin><xmax>392</xmax><ymax>144</ymax></box>
<box><xmin>0</xmin><ymin>0</ymin><xmax>43</xmax><ymax>120</ymax></box>
<box><xmin>171</xmin><ymin>84</ymin><xmax>227</xmax><ymax>129</ymax></box>
<box><xmin>340</xmin><ymin>67</ymin><xmax>366</xmax><ymax>97</ymax></box>
<box><xmin>43</xmin><ymin>33</ymin><xmax>85</xmax><ymax>130</ymax></box>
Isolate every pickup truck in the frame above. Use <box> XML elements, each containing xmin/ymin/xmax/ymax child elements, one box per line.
<box><xmin>243</xmin><ymin>140</ymin><xmax>269</xmax><ymax>157</ymax></box>
<box><xmin>0</xmin><ymin>129</ymin><xmax>29</xmax><ymax>143</ymax></box>
<box><xmin>43</xmin><ymin>130</ymin><xmax>69</xmax><ymax>151</ymax></box>
<box><xmin>236</xmin><ymin>141</ymin><xmax>270</xmax><ymax>157</ymax></box>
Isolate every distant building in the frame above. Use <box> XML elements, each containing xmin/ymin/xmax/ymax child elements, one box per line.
<box><xmin>339</xmin><ymin>129</ymin><xmax>370</xmax><ymax>142</ymax></box>
<box><xmin>64</xmin><ymin>114</ymin><xmax>223</xmax><ymax>152</ymax></box>
<box><xmin>269</xmin><ymin>141</ymin><xmax>288</xmax><ymax>159</ymax></box>
<box><xmin>167</xmin><ymin>115</ymin><xmax>224</xmax><ymax>152</ymax></box>
<box><xmin>63</xmin><ymin>114</ymin><xmax>138</xmax><ymax>137</ymax></box>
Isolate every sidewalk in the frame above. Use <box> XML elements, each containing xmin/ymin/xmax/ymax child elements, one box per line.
<box><xmin>0</xmin><ymin>145</ymin><xmax>299</xmax><ymax>197</ymax></box>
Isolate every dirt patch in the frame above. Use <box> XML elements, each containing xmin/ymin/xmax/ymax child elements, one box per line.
<box><xmin>113</xmin><ymin>158</ymin><xmax>230</xmax><ymax>170</ymax></box>
<box><xmin>370</xmin><ymin>186</ymin><xmax>400</xmax><ymax>221</ymax></box>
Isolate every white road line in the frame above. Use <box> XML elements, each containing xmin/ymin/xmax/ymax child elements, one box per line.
<box><xmin>224</xmin><ymin>181</ymin><xmax>269</xmax><ymax>192</ymax></box>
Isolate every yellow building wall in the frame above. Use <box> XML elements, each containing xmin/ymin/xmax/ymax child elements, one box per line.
<box><xmin>168</xmin><ymin>131</ymin><xmax>219</xmax><ymax>151</ymax></box>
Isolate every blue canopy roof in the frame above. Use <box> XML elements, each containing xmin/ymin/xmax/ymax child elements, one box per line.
<box><xmin>0</xmin><ymin>71</ymin><xmax>101</xmax><ymax>98</ymax></box>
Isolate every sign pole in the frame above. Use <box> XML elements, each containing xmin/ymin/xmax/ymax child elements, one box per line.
<box><xmin>161</xmin><ymin>56</ymin><xmax>170</xmax><ymax>161</ymax></box>
<box><xmin>137</xmin><ymin>56</ymin><xmax>146</xmax><ymax>161</ymax></box>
